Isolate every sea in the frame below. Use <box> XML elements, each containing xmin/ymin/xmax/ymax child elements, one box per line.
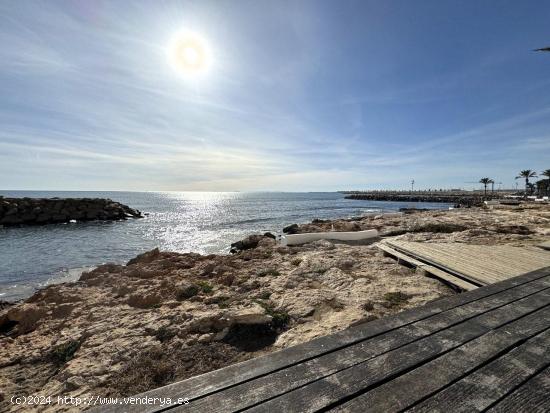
<box><xmin>0</xmin><ymin>191</ymin><xmax>451</xmax><ymax>301</ymax></box>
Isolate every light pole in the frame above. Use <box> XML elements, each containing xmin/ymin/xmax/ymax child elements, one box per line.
<box><xmin>411</xmin><ymin>179</ymin><xmax>415</xmax><ymax>192</ymax></box>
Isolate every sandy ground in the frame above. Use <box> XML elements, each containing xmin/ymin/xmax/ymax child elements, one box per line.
<box><xmin>0</xmin><ymin>203</ymin><xmax>549</xmax><ymax>412</ymax></box>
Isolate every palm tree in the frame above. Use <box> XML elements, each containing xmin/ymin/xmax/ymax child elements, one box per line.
<box><xmin>542</xmin><ymin>169</ymin><xmax>550</xmax><ymax>196</ymax></box>
<box><xmin>489</xmin><ymin>179</ymin><xmax>495</xmax><ymax>194</ymax></box>
<box><xmin>515</xmin><ymin>170</ymin><xmax>538</xmax><ymax>195</ymax></box>
<box><xmin>479</xmin><ymin>177</ymin><xmax>492</xmax><ymax>197</ymax></box>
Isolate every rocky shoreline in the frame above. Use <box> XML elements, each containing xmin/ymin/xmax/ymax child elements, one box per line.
<box><xmin>1</xmin><ymin>203</ymin><xmax>549</xmax><ymax>412</ymax></box>
<box><xmin>0</xmin><ymin>197</ymin><xmax>143</xmax><ymax>227</ymax></box>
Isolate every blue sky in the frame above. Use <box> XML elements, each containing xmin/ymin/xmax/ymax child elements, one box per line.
<box><xmin>0</xmin><ymin>0</ymin><xmax>549</xmax><ymax>191</ymax></box>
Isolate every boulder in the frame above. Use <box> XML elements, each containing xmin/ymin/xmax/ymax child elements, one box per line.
<box><xmin>127</xmin><ymin>248</ymin><xmax>161</xmax><ymax>265</ymax></box>
<box><xmin>6</xmin><ymin>304</ymin><xmax>47</xmax><ymax>334</ymax></box>
<box><xmin>230</xmin><ymin>234</ymin><xmax>269</xmax><ymax>253</ymax></box>
<box><xmin>283</xmin><ymin>224</ymin><xmax>299</xmax><ymax>234</ymax></box>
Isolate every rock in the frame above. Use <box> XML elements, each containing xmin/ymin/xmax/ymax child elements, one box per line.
<box><xmin>258</xmin><ymin>237</ymin><xmax>276</xmax><ymax>248</ymax></box>
<box><xmin>230</xmin><ymin>234</ymin><xmax>272</xmax><ymax>253</ymax></box>
<box><xmin>0</xmin><ymin>197</ymin><xmax>143</xmax><ymax>227</ymax></box>
<box><xmin>175</xmin><ymin>283</ymin><xmax>200</xmax><ymax>300</ymax></box>
<box><xmin>218</xmin><ymin>274</ymin><xmax>236</xmax><ymax>286</ymax></box>
<box><xmin>229</xmin><ymin>305</ymin><xmax>273</xmax><ymax>325</ymax></box>
<box><xmin>127</xmin><ymin>248</ymin><xmax>160</xmax><ymax>265</ymax></box>
<box><xmin>283</xmin><ymin>224</ymin><xmax>299</xmax><ymax>234</ymax></box>
<box><xmin>52</xmin><ymin>304</ymin><xmax>74</xmax><ymax>319</ymax></box>
<box><xmin>126</xmin><ymin>293</ymin><xmax>161</xmax><ymax>308</ymax></box>
<box><xmin>6</xmin><ymin>304</ymin><xmax>46</xmax><ymax>334</ymax></box>
<box><xmin>64</xmin><ymin>375</ymin><xmax>86</xmax><ymax>391</ymax></box>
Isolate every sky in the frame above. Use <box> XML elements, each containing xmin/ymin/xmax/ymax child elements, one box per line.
<box><xmin>0</xmin><ymin>0</ymin><xmax>549</xmax><ymax>192</ymax></box>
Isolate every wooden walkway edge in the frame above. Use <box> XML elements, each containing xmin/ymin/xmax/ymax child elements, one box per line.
<box><xmin>382</xmin><ymin>240</ymin><xmax>550</xmax><ymax>287</ymax></box>
<box><xmin>95</xmin><ymin>267</ymin><xmax>550</xmax><ymax>413</ymax></box>
<box><xmin>377</xmin><ymin>242</ymin><xmax>479</xmax><ymax>291</ymax></box>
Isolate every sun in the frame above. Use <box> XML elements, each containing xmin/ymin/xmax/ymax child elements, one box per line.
<box><xmin>167</xmin><ymin>31</ymin><xmax>212</xmax><ymax>77</ymax></box>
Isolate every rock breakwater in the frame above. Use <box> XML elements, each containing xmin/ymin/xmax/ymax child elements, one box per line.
<box><xmin>345</xmin><ymin>192</ymin><xmax>483</xmax><ymax>206</ymax></box>
<box><xmin>0</xmin><ymin>197</ymin><xmax>143</xmax><ymax>226</ymax></box>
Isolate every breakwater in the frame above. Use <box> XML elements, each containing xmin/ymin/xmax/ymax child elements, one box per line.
<box><xmin>344</xmin><ymin>192</ymin><xmax>484</xmax><ymax>206</ymax></box>
<box><xmin>0</xmin><ymin>197</ymin><xmax>143</xmax><ymax>226</ymax></box>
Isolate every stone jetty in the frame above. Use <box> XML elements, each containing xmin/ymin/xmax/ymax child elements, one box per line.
<box><xmin>0</xmin><ymin>197</ymin><xmax>143</xmax><ymax>226</ymax></box>
<box><xmin>344</xmin><ymin>191</ymin><xmax>484</xmax><ymax>206</ymax></box>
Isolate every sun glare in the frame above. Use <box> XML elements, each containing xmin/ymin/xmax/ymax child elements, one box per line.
<box><xmin>168</xmin><ymin>31</ymin><xmax>211</xmax><ymax>77</ymax></box>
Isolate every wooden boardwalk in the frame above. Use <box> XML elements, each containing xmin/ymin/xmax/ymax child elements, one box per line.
<box><xmin>100</xmin><ymin>267</ymin><xmax>550</xmax><ymax>413</ymax></box>
<box><xmin>383</xmin><ymin>240</ymin><xmax>550</xmax><ymax>286</ymax></box>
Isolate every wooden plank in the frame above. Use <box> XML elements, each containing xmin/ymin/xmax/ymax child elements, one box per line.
<box><xmin>388</xmin><ymin>241</ymin><xmax>548</xmax><ymax>280</ymax></box>
<box><xmin>378</xmin><ymin>243</ymin><xmax>479</xmax><ymax>291</ymax></box>
<box><xmin>387</xmin><ymin>242</ymin><xmax>514</xmax><ymax>284</ymax></box>
<box><xmin>97</xmin><ymin>267</ymin><xmax>550</xmax><ymax>413</ymax></box>
<box><xmin>386</xmin><ymin>242</ymin><xmax>501</xmax><ymax>284</ymax></box>
<box><xmin>237</xmin><ymin>292</ymin><xmax>550</xmax><ymax>412</ymax></box>
<box><xmin>330</xmin><ymin>319</ymin><xmax>550</xmax><ymax>412</ymax></box>
<box><xmin>171</xmin><ymin>283</ymin><xmax>550</xmax><ymax>413</ymax></box>
<box><xmin>378</xmin><ymin>243</ymin><xmax>426</xmax><ymax>266</ymax></box>
<box><xmin>386</xmin><ymin>241</ymin><xmax>550</xmax><ymax>285</ymax></box>
<box><xmin>417</xmin><ymin>266</ymin><xmax>478</xmax><ymax>291</ymax></box>
<box><xmin>486</xmin><ymin>365</ymin><xmax>550</xmax><ymax>413</ymax></box>
<box><xmin>406</xmin><ymin>328</ymin><xmax>550</xmax><ymax>412</ymax></box>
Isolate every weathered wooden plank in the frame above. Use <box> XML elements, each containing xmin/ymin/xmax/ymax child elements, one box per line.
<box><xmin>378</xmin><ymin>243</ymin><xmax>479</xmax><ymax>291</ymax></box>
<box><xmin>386</xmin><ymin>241</ymin><xmax>550</xmax><ymax>285</ymax></box>
<box><xmin>241</xmin><ymin>294</ymin><xmax>550</xmax><ymax>412</ymax></box>
<box><xmin>386</xmin><ymin>242</ymin><xmax>501</xmax><ymax>284</ymax></box>
<box><xmin>387</xmin><ymin>242</ymin><xmax>507</xmax><ymax>284</ymax></box>
<box><xmin>171</xmin><ymin>284</ymin><xmax>550</xmax><ymax>413</ymax></box>
<box><xmin>406</xmin><ymin>328</ymin><xmax>550</xmax><ymax>412</ymax></box>
<box><xmin>404</xmin><ymin>241</ymin><xmax>550</xmax><ymax>268</ymax></box>
<box><xmin>97</xmin><ymin>267</ymin><xmax>550</xmax><ymax>413</ymax></box>
<box><xmin>416</xmin><ymin>266</ymin><xmax>478</xmax><ymax>291</ymax></box>
<box><xmin>378</xmin><ymin>243</ymin><xmax>426</xmax><ymax>266</ymax></box>
<box><xmin>486</xmin><ymin>365</ymin><xmax>550</xmax><ymax>413</ymax></box>
<box><xmin>389</xmin><ymin>242</ymin><xmax>549</xmax><ymax>281</ymax></box>
<box><xmin>331</xmin><ymin>317</ymin><xmax>550</xmax><ymax>412</ymax></box>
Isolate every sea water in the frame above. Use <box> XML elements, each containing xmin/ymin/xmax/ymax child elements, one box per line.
<box><xmin>0</xmin><ymin>191</ymin><xmax>450</xmax><ymax>300</ymax></box>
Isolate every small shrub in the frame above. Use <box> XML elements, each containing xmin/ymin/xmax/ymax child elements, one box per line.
<box><xmin>196</xmin><ymin>281</ymin><xmax>214</xmax><ymax>294</ymax></box>
<box><xmin>361</xmin><ymin>301</ymin><xmax>374</xmax><ymax>312</ymax></box>
<box><xmin>258</xmin><ymin>291</ymin><xmax>272</xmax><ymax>300</ymax></box>
<box><xmin>155</xmin><ymin>327</ymin><xmax>176</xmax><ymax>343</ymax></box>
<box><xmin>290</xmin><ymin>258</ymin><xmax>302</xmax><ymax>266</ymax></box>
<box><xmin>49</xmin><ymin>340</ymin><xmax>80</xmax><ymax>364</ymax></box>
<box><xmin>257</xmin><ymin>268</ymin><xmax>280</xmax><ymax>277</ymax></box>
<box><xmin>410</xmin><ymin>223</ymin><xmax>467</xmax><ymax>233</ymax></box>
<box><xmin>175</xmin><ymin>284</ymin><xmax>200</xmax><ymax>300</ymax></box>
<box><xmin>253</xmin><ymin>299</ymin><xmax>290</xmax><ymax>329</ymax></box>
<box><xmin>210</xmin><ymin>295</ymin><xmax>230</xmax><ymax>308</ymax></box>
<box><xmin>383</xmin><ymin>292</ymin><xmax>411</xmax><ymax>307</ymax></box>
<box><xmin>270</xmin><ymin>310</ymin><xmax>290</xmax><ymax>329</ymax></box>
<box><xmin>311</xmin><ymin>264</ymin><xmax>328</xmax><ymax>274</ymax></box>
